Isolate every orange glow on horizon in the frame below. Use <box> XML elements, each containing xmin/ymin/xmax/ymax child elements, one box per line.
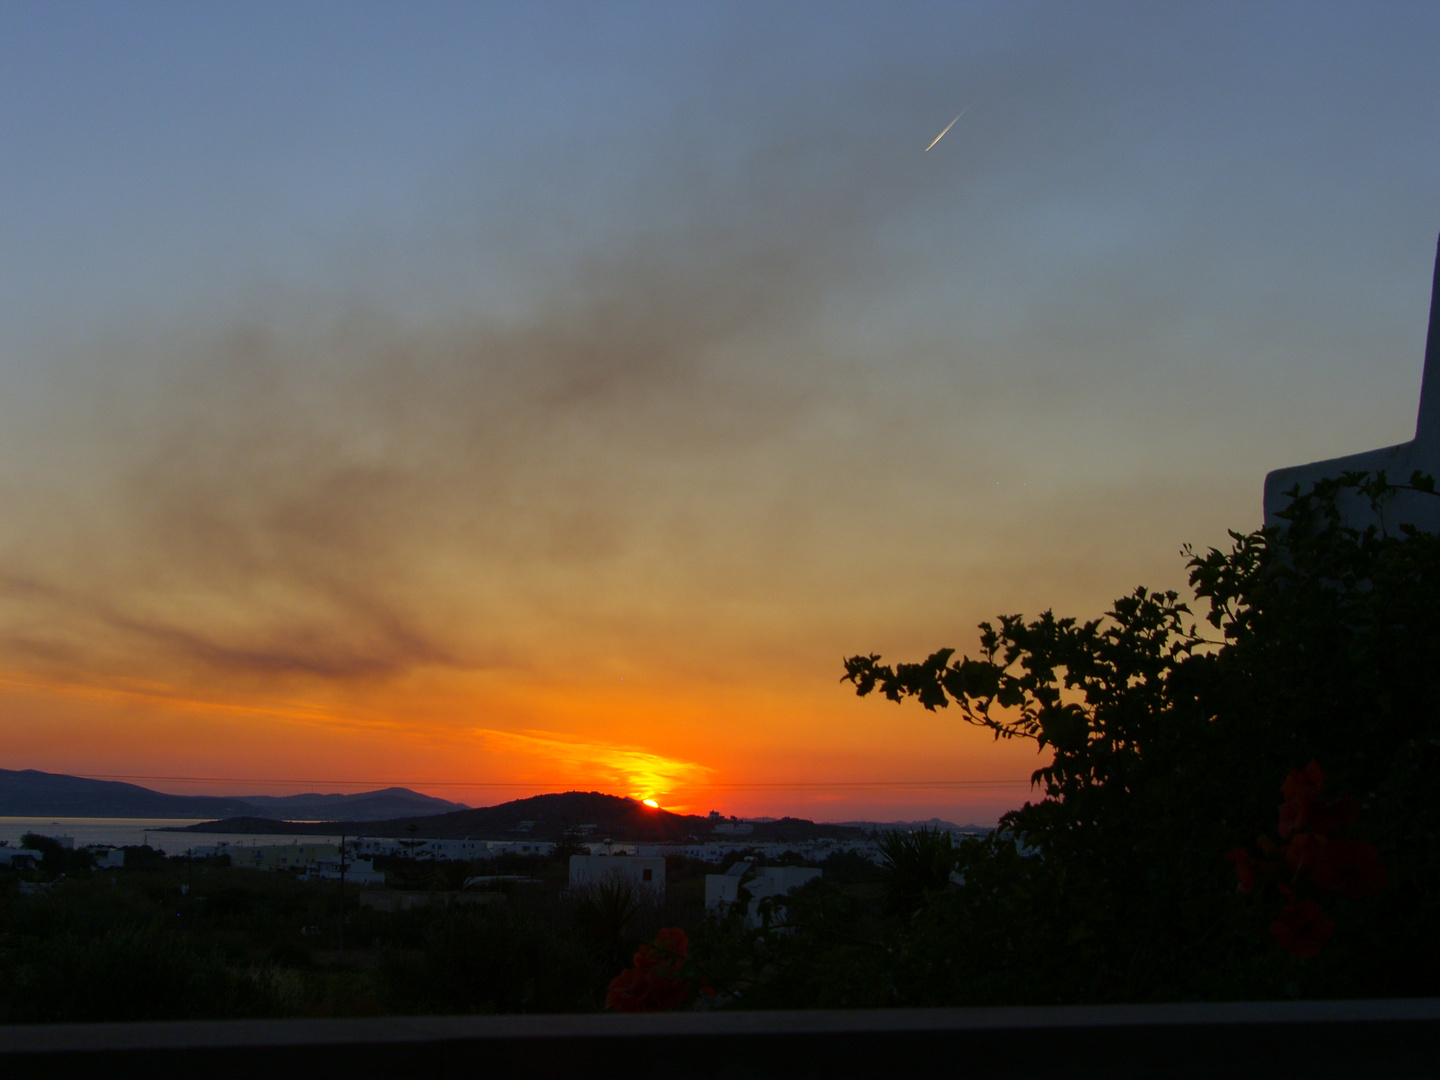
<box><xmin>0</xmin><ymin>639</ymin><xmax>1047</xmax><ymax>824</ymax></box>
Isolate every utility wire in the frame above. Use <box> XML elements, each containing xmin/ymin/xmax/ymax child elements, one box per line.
<box><xmin>77</xmin><ymin>773</ymin><xmax>1031</xmax><ymax>790</ymax></box>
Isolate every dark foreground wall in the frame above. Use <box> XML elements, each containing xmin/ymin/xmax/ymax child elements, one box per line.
<box><xmin>2</xmin><ymin>999</ymin><xmax>1437</xmax><ymax>1080</ymax></box>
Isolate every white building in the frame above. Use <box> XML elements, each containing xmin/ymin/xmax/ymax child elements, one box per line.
<box><xmin>227</xmin><ymin>843</ymin><xmax>338</xmax><ymax>871</ymax></box>
<box><xmin>568</xmin><ymin>854</ymin><xmax>665</xmax><ymax>900</ymax></box>
<box><xmin>491</xmin><ymin>840</ymin><xmax>553</xmax><ymax>857</ymax></box>
<box><xmin>705</xmin><ymin>863</ymin><xmax>822</xmax><ymax>926</ymax></box>
<box><xmin>347</xmin><ymin>837</ymin><xmax>552</xmax><ymax>860</ymax></box>
<box><xmin>307</xmin><ymin>858</ymin><xmax>386</xmax><ymax>885</ymax></box>
<box><xmin>0</xmin><ymin>848</ymin><xmax>43</xmax><ymax>868</ymax></box>
<box><xmin>1265</xmin><ymin>235</ymin><xmax>1440</xmax><ymax>534</ymax></box>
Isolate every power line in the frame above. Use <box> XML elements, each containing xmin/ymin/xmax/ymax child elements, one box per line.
<box><xmin>77</xmin><ymin>772</ymin><xmax>1031</xmax><ymax>790</ymax></box>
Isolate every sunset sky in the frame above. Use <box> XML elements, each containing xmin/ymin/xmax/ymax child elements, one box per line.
<box><xmin>3</xmin><ymin>3</ymin><xmax>1439</xmax><ymax>823</ymax></box>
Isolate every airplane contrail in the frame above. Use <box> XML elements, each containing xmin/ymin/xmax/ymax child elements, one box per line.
<box><xmin>924</xmin><ymin>107</ymin><xmax>968</xmax><ymax>152</ymax></box>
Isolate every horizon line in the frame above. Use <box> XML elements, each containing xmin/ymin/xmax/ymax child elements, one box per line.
<box><xmin>58</xmin><ymin>772</ymin><xmax>1029</xmax><ymax>791</ymax></box>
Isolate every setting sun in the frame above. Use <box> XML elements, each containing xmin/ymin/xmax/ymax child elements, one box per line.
<box><xmin>0</xmin><ymin>1</ymin><xmax>1425</xmax><ymax>834</ymax></box>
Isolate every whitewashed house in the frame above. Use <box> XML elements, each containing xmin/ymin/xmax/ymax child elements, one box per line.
<box><xmin>306</xmin><ymin>857</ymin><xmax>386</xmax><ymax>885</ymax></box>
<box><xmin>568</xmin><ymin>854</ymin><xmax>665</xmax><ymax>900</ymax></box>
<box><xmin>705</xmin><ymin>863</ymin><xmax>822</xmax><ymax>926</ymax></box>
<box><xmin>91</xmin><ymin>848</ymin><xmax>125</xmax><ymax>869</ymax></box>
<box><xmin>1265</xmin><ymin>235</ymin><xmax>1440</xmax><ymax>533</ymax></box>
<box><xmin>228</xmin><ymin>843</ymin><xmax>338</xmax><ymax>871</ymax></box>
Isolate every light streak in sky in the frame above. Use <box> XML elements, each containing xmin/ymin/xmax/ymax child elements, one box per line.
<box><xmin>924</xmin><ymin>107</ymin><xmax>968</xmax><ymax>151</ymax></box>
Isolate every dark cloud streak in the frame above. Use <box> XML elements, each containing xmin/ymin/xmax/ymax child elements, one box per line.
<box><xmin>0</xmin><ymin>71</ymin><xmax>964</xmax><ymax>689</ymax></box>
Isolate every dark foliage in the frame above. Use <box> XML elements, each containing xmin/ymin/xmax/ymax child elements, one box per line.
<box><xmin>829</xmin><ymin>472</ymin><xmax>1440</xmax><ymax>1003</ymax></box>
<box><xmin>381</xmin><ymin>904</ymin><xmax>601</xmax><ymax>1014</ymax></box>
<box><xmin>569</xmin><ymin>878</ymin><xmax>644</xmax><ymax>973</ymax></box>
<box><xmin>19</xmin><ymin>833</ymin><xmax>94</xmax><ymax>876</ymax></box>
<box><xmin>876</xmin><ymin>827</ymin><xmax>957</xmax><ymax>915</ymax></box>
<box><xmin>4</xmin><ymin>474</ymin><xmax>1433</xmax><ymax>1018</ymax></box>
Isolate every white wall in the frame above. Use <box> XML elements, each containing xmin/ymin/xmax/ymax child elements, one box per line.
<box><xmin>1265</xmin><ymin>238</ymin><xmax>1440</xmax><ymax>534</ymax></box>
<box><xmin>568</xmin><ymin>855</ymin><xmax>665</xmax><ymax>899</ymax></box>
<box><xmin>705</xmin><ymin>865</ymin><xmax>823</xmax><ymax>926</ymax></box>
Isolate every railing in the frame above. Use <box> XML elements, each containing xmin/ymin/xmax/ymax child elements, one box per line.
<box><xmin>1</xmin><ymin>998</ymin><xmax>1436</xmax><ymax>1079</ymax></box>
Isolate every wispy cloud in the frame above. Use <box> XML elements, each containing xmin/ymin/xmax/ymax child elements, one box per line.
<box><xmin>0</xmin><ymin>71</ymin><xmax>961</xmax><ymax>695</ymax></box>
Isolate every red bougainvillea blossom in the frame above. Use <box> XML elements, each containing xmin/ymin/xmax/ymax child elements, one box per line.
<box><xmin>1225</xmin><ymin>848</ymin><xmax>1263</xmax><ymax>895</ymax></box>
<box><xmin>647</xmin><ymin>927</ymin><xmax>690</xmax><ymax>961</ymax></box>
<box><xmin>605</xmin><ymin>928</ymin><xmax>692</xmax><ymax>1012</ymax></box>
<box><xmin>1278</xmin><ymin>761</ymin><xmax>1359</xmax><ymax>840</ymax></box>
<box><xmin>1227</xmin><ymin>760</ymin><xmax>1385</xmax><ymax>959</ymax></box>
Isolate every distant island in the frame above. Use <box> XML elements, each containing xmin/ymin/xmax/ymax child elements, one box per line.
<box><xmin>2</xmin><ymin>767</ymin><xmax>992</xmax><ymax>838</ymax></box>
<box><xmin>167</xmin><ymin>791</ymin><xmax>990</xmax><ymax>843</ymax></box>
<box><xmin>167</xmin><ymin>791</ymin><xmax>869</xmax><ymax>843</ymax></box>
<box><xmin>0</xmin><ymin>768</ymin><xmax>468</xmax><ymax>822</ymax></box>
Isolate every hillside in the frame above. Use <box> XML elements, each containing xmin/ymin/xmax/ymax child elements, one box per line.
<box><xmin>173</xmin><ymin>791</ymin><xmax>871</xmax><ymax>842</ymax></box>
<box><xmin>0</xmin><ymin>768</ymin><xmax>467</xmax><ymax>821</ymax></box>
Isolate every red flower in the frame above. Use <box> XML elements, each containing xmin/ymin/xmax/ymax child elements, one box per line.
<box><xmin>1278</xmin><ymin>766</ymin><xmax>1319</xmax><ymax>840</ymax></box>
<box><xmin>605</xmin><ymin>966</ymin><xmax>642</xmax><ymax>1010</ymax></box>
<box><xmin>1278</xmin><ymin>761</ymin><xmax>1358</xmax><ymax>839</ymax></box>
<box><xmin>1226</xmin><ymin>848</ymin><xmax>1262</xmax><ymax>894</ymax></box>
<box><xmin>633</xmin><ymin>929</ymin><xmax>687</xmax><ymax>970</ymax></box>
<box><xmin>1278</xmin><ymin>761</ymin><xmax>1326</xmax><ymax>839</ymax></box>
<box><xmin>1277</xmin><ymin>802</ymin><xmax>1303</xmax><ymax>841</ymax></box>
<box><xmin>1284</xmin><ymin>831</ymin><xmax>1322</xmax><ymax>874</ymax></box>
<box><xmin>1308</xmin><ymin>837</ymin><xmax>1387</xmax><ymax>900</ymax></box>
<box><xmin>1280</xmin><ymin>761</ymin><xmax>1326</xmax><ymax>804</ymax></box>
<box><xmin>1270</xmin><ymin>899</ymin><xmax>1334</xmax><ymax>959</ymax></box>
<box><xmin>652</xmin><ymin>927</ymin><xmax>689</xmax><ymax>959</ymax></box>
<box><xmin>1231</xmin><ymin>763</ymin><xmax>1383</xmax><ymax>961</ymax></box>
<box><xmin>605</xmin><ymin>928</ymin><xmax>693</xmax><ymax>1012</ymax></box>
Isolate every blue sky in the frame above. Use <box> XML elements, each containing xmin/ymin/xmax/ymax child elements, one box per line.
<box><xmin>2</xmin><ymin>2</ymin><xmax>1438</xmax><ymax>818</ymax></box>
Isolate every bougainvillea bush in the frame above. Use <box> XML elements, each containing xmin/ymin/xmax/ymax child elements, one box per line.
<box><xmin>1228</xmin><ymin>761</ymin><xmax>1387</xmax><ymax>960</ymax></box>
<box><xmin>605</xmin><ymin>928</ymin><xmax>717</xmax><ymax>1012</ymax></box>
<box><xmin>815</xmin><ymin>473</ymin><xmax>1439</xmax><ymax>1005</ymax></box>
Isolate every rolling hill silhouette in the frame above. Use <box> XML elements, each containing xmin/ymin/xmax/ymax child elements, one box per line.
<box><xmin>0</xmin><ymin>768</ymin><xmax>467</xmax><ymax>821</ymax></box>
<box><xmin>173</xmin><ymin>791</ymin><xmax>869</xmax><ymax>842</ymax></box>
